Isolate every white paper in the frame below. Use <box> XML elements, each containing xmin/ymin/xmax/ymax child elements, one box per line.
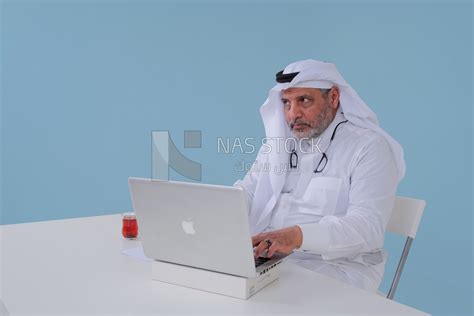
<box><xmin>121</xmin><ymin>245</ymin><xmax>153</xmax><ymax>262</ymax></box>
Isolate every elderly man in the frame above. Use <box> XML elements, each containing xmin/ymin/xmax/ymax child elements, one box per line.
<box><xmin>234</xmin><ymin>59</ymin><xmax>405</xmax><ymax>292</ymax></box>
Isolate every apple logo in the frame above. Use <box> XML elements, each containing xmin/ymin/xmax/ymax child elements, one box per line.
<box><xmin>181</xmin><ymin>219</ymin><xmax>196</xmax><ymax>235</ymax></box>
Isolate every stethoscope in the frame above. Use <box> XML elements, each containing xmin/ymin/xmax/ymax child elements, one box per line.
<box><xmin>289</xmin><ymin>119</ymin><xmax>348</xmax><ymax>173</ymax></box>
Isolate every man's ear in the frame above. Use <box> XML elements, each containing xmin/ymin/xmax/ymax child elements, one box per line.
<box><xmin>330</xmin><ymin>86</ymin><xmax>340</xmax><ymax>108</ymax></box>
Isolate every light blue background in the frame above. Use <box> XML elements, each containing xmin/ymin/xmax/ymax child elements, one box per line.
<box><xmin>1</xmin><ymin>1</ymin><xmax>472</xmax><ymax>315</ymax></box>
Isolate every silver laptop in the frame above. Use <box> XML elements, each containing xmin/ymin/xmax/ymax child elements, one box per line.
<box><xmin>128</xmin><ymin>177</ymin><xmax>287</xmax><ymax>278</ymax></box>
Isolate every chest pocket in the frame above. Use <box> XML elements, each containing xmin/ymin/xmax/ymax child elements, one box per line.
<box><xmin>300</xmin><ymin>176</ymin><xmax>342</xmax><ymax>216</ymax></box>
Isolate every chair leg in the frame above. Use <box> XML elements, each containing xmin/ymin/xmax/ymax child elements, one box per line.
<box><xmin>387</xmin><ymin>237</ymin><xmax>413</xmax><ymax>300</ymax></box>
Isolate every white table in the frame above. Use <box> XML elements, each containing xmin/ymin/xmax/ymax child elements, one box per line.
<box><xmin>1</xmin><ymin>214</ymin><xmax>428</xmax><ymax>315</ymax></box>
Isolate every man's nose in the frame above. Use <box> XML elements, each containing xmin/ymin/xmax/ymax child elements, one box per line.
<box><xmin>288</xmin><ymin>104</ymin><xmax>303</xmax><ymax>122</ymax></box>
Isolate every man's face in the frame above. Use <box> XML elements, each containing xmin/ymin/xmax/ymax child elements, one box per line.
<box><xmin>282</xmin><ymin>87</ymin><xmax>339</xmax><ymax>139</ymax></box>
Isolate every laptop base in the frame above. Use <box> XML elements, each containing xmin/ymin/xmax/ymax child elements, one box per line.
<box><xmin>151</xmin><ymin>260</ymin><xmax>282</xmax><ymax>299</ymax></box>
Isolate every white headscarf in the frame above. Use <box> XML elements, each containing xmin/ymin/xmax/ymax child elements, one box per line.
<box><xmin>249</xmin><ymin>59</ymin><xmax>405</xmax><ymax>234</ymax></box>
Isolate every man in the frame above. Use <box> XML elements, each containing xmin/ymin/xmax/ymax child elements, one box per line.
<box><xmin>234</xmin><ymin>59</ymin><xmax>405</xmax><ymax>292</ymax></box>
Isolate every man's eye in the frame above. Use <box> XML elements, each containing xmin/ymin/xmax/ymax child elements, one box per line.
<box><xmin>299</xmin><ymin>97</ymin><xmax>312</xmax><ymax>105</ymax></box>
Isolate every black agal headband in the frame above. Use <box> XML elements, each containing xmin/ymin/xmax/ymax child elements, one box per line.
<box><xmin>275</xmin><ymin>70</ymin><xmax>299</xmax><ymax>83</ymax></box>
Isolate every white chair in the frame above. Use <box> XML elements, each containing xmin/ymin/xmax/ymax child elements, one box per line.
<box><xmin>382</xmin><ymin>196</ymin><xmax>426</xmax><ymax>300</ymax></box>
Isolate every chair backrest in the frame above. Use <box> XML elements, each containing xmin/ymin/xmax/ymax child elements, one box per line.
<box><xmin>386</xmin><ymin>196</ymin><xmax>426</xmax><ymax>238</ymax></box>
<box><xmin>383</xmin><ymin>196</ymin><xmax>426</xmax><ymax>300</ymax></box>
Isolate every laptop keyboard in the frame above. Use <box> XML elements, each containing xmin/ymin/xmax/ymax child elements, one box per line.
<box><xmin>254</xmin><ymin>256</ymin><xmax>271</xmax><ymax>267</ymax></box>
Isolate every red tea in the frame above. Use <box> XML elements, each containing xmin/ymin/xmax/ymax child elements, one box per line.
<box><xmin>122</xmin><ymin>213</ymin><xmax>138</xmax><ymax>239</ymax></box>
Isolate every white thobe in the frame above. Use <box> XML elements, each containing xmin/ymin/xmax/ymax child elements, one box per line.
<box><xmin>234</xmin><ymin>110</ymin><xmax>399</xmax><ymax>292</ymax></box>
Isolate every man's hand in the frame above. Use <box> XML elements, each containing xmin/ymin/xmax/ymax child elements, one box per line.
<box><xmin>252</xmin><ymin>226</ymin><xmax>303</xmax><ymax>258</ymax></box>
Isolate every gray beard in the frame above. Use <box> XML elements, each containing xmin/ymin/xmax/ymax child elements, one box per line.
<box><xmin>290</xmin><ymin>100</ymin><xmax>336</xmax><ymax>139</ymax></box>
<box><xmin>307</xmin><ymin>104</ymin><xmax>335</xmax><ymax>139</ymax></box>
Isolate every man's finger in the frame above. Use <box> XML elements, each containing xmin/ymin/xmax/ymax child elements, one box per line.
<box><xmin>254</xmin><ymin>240</ymin><xmax>269</xmax><ymax>258</ymax></box>
<box><xmin>252</xmin><ymin>233</ymin><xmax>266</xmax><ymax>247</ymax></box>
<box><xmin>267</xmin><ymin>240</ymin><xmax>280</xmax><ymax>257</ymax></box>
<box><xmin>254</xmin><ymin>240</ymin><xmax>267</xmax><ymax>258</ymax></box>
